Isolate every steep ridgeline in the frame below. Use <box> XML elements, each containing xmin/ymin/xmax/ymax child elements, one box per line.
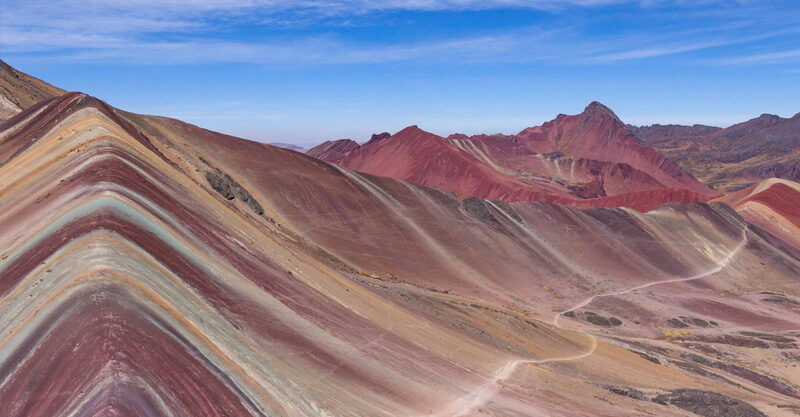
<box><xmin>308</xmin><ymin>102</ymin><xmax>716</xmax><ymax>212</ymax></box>
<box><xmin>2</xmin><ymin>62</ymin><xmax>800</xmax><ymax>417</ymax></box>
<box><xmin>0</xmin><ymin>59</ymin><xmax>65</xmax><ymax>122</ymax></box>
<box><xmin>632</xmin><ymin>113</ymin><xmax>800</xmax><ymax>192</ymax></box>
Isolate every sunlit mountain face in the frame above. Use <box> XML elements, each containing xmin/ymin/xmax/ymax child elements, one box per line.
<box><xmin>1</xmin><ymin>2</ymin><xmax>800</xmax><ymax>415</ymax></box>
<box><xmin>2</xmin><ymin>57</ymin><xmax>799</xmax><ymax>417</ymax></box>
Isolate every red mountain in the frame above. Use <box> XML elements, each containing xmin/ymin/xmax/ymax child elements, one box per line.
<box><xmin>308</xmin><ymin>102</ymin><xmax>716</xmax><ymax>212</ymax></box>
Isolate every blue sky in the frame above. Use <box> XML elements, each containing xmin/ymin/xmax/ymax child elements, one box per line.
<box><xmin>2</xmin><ymin>1</ymin><xmax>799</xmax><ymax>145</ymax></box>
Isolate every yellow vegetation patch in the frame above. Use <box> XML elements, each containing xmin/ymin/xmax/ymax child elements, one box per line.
<box><xmin>358</xmin><ymin>271</ymin><xmax>400</xmax><ymax>283</ymax></box>
<box><xmin>662</xmin><ymin>329</ymin><xmax>691</xmax><ymax>338</ymax></box>
<box><xmin>541</xmin><ymin>284</ymin><xmax>563</xmax><ymax>299</ymax></box>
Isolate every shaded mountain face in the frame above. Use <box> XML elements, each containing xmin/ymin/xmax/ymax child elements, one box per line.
<box><xmin>2</xmin><ymin>62</ymin><xmax>800</xmax><ymax>417</ymax></box>
<box><xmin>309</xmin><ymin>102</ymin><xmax>715</xmax><ymax>212</ymax></box>
<box><xmin>0</xmin><ymin>59</ymin><xmax>65</xmax><ymax>122</ymax></box>
<box><xmin>306</xmin><ymin>138</ymin><xmax>360</xmax><ymax>160</ymax></box>
<box><xmin>306</xmin><ymin>132</ymin><xmax>391</xmax><ymax>161</ymax></box>
<box><xmin>633</xmin><ymin>114</ymin><xmax>800</xmax><ymax>192</ymax></box>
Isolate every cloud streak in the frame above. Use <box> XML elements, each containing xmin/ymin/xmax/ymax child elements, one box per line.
<box><xmin>2</xmin><ymin>0</ymin><xmax>798</xmax><ymax>66</ymax></box>
<box><xmin>714</xmin><ymin>49</ymin><xmax>800</xmax><ymax>65</ymax></box>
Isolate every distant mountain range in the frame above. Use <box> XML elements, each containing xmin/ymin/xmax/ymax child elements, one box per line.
<box><xmin>309</xmin><ymin>102</ymin><xmax>717</xmax><ymax>212</ymax></box>
<box><xmin>268</xmin><ymin>142</ymin><xmax>313</xmax><ymax>153</ymax></box>
<box><xmin>309</xmin><ymin>104</ymin><xmax>799</xmax><ymax>209</ymax></box>
<box><xmin>631</xmin><ymin>114</ymin><xmax>800</xmax><ymax>192</ymax></box>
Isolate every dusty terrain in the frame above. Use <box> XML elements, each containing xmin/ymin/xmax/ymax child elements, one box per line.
<box><xmin>1</xmin><ymin>61</ymin><xmax>799</xmax><ymax>417</ymax></box>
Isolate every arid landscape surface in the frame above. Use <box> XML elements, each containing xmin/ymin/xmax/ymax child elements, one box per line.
<box><xmin>1</xmin><ymin>60</ymin><xmax>800</xmax><ymax>417</ymax></box>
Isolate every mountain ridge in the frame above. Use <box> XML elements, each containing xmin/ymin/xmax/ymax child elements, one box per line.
<box><xmin>309</xmin><ymin>101</ymin><xmax>716</xmax><ymax>211</ymax></box>
<box><xmin>634</xmin><ymin>112</ymin><xmax>800</xmax><ymax>192</ymax></box>
<box><xmin>2</xmin><ymin>60</ymin><xmax>800</xmax><ymax>417</ymax></box>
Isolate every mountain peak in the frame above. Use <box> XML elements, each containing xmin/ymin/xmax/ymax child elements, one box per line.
<box><xmin>756</xmin><ymin>113</ymin><xmax>781</xmax><ymax>122</ymax></box>
<box><xmin>582</xmin><ymin>101</ymin><xmax>621</xmax><ymax>123</ymax></box>
<box><xmin>395</xmin><ymin>125</ymin><xmax>437</xmax><ymax>138</ymax></box>
<box><xmin>364</xmin><ymin>132</ymin><xmax>390</xmax><ymax>146</ymax></box>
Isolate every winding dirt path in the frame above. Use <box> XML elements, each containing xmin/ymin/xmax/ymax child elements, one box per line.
<box><xmin>427</xmin><ymin>227</ymin><xmax>748</xmax><ymax>417</ymax></box>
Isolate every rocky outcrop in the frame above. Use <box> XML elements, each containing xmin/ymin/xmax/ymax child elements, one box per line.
<box><xmin>653</xmin><ymin>389</ymin><xmax>767</xmax><ymax>417</ymax></box>
<box><xmin>206</xmin><ymin>171</ymin><xmax>235</xmax><ymax>200</ymax></box>
<box><xmin>668</xmin><ymin>316</ymin><xmax>715</xmax><ymax>328</ymax></box>
<box><xmin>584</xmin><ymin>311</ymin><xmax>622</xmax><ymax>327</ymax></box>
<box><xmin>606</xmin><ymin>386</ymin><xmax>647</xmax><ymax>401</ymax></box>
<box><xmin>205</xmin><ymin>171</ymin><xmax>264</xmax><ymax>215</ymax></box>
<box><xmin>365</xmin><ymin>132</ymin><xmax>390</xmax><ymax>146</ymax></box>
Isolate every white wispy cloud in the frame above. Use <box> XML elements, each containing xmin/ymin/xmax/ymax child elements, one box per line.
<box><xmin>713</xmin><ymin>49</ymin><xmax>800</xmax><ymax>65</ymax></box>
<box><xmin>583</xmin><ymin>25</ymin><xmax>800</xmax><ymax>63</ymax></box>
<box><xmin>1</xmin><ymin>0</ymin><xmax>796</xmax><ymax>66</ymax></box>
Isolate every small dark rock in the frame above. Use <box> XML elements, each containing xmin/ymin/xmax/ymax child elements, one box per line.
<box><xmin>585</xmin><ymin>313</ymin><xmax>622</xmax><ymax>327</ymax></box>
<box><xmin>668</xmin><ymin>318</ymin><xmax>690</xmax><ymax>328</ymax></box>
<box><xmin>607</xmin><ymin>386</ymin><xmax>646</xmax><ymax>401</ymax></box>
<box><xmin>690</xmin><ymin>318</ymin><xmax>709</xmax><ymax>327</ymax></box>
<box><xmin>586</xmin><ymin>314</ymin><xmax>611</xmax><ymax>326</ymax></box>
<box><xmin>680</xmin><ymin>316</ymin><xmax>709</xmax><ymax>327</ymax></box>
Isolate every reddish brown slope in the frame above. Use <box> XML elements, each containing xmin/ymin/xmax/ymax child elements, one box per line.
<box><xmin>3</xmin><ymin>60</ymin><xmax>799</xmax><ymax>417</ymax></box>
<box><xmin>334</xmin><ymin>125</ymin><xmax>560</xmax><ymax>200</ymax></box>
<box><xmin>0</xmin><ymin>59</ymin><xmax>65</xmax><ymax>122</ymax></box>
<box><xmin>4</xmin><ymin>87</ymin><xmax>799</xmax><ymax>417</ymax></box>
<box><xmin>515</xmin><ymin>102</ymin><xmax>715</xmax><ymax>196</ymax></box>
